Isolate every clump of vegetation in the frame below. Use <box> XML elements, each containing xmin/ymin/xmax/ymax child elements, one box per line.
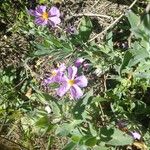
<box><xmin>0</xmin><ymin>0</ymin><xmax>150</xmax><ymax>149</ymax></box>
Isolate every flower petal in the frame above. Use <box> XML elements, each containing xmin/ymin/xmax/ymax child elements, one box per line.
<box><xmin>58</xmin><ymin>63</ymin><xmax>66</xmax><ymax>72</ymax></box>
<box><xmin>57</xmin><ymin>83</ymin><xmax>70</xmax><ymax>97</ymax></box>
<box><xmin>54</xmin><ymin>72</ymin><xmax>65</xmax><ymax>83</ymax></box>
<box><xmin>44</xmin><ymin>77</ymin><xmax>52</xmax><ymax>84</ymax></box>
<box><xmin>28</xmin><ymin>9</ymin><xmax>35</xmax><ymax>16</ymax></box>
<box><xmin>35</xmin><ymin>17</ymin><xmax>48</xmax><ymax>25</ymax></box>
<box><xmin>70</xmin><ymin>85</ymin><xmax>83</xmax><ymax>99</ymax></box>
<box><xmin>75</xmin><ymin>75</ymin><xmax>88</xmax><ymax>87</ymax></box>
<box><xmin>49</xmin><ymin>6</ymin><xmax>60</xmax><ymax>17</ymax></box>
<box><xmin>130</xmin><ymin>131</ymin><xmax>141</xmax><ymax>140</ymax></box>
<box><xmin>49</xmin><ymin>17</ymin><xmax>61</xmax><ymax>27</ymax></box>
<box><xmin>68</xmin><ymin>66</ymin><xmax>77</xmax><ymax>80</ymax></box>
<box><xmin>75</xmin><ymin>58</ymin><xmax>84</xmax><ymax>67</ymax></box>
<box><xmin>36</xmin><ymin>5</ymin><xmax>47</xmax><ymax>14</ymax></box>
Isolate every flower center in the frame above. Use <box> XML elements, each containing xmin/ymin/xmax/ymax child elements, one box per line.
<box><xmin>42</xmin><ymin>12</ymin><xmax>49</xmax><ymax>20</ymax></box>
<box><xmin>68</xmin><ymin>79</ymin><xmax>75</xmax><ymax>86</ymax></box>
<box><xmin>51</xmin><ymin>70</ymin><xmax>57</xmax><ymax>76</ymax></box>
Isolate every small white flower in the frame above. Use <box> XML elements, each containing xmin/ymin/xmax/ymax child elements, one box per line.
<box><xmin>45</xmin><ymin>106</ymin><xmax>52</xmax><ymax>114</ymax></box>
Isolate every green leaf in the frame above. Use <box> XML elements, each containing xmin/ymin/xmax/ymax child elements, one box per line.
<box><xmin>76</xmin><ymin>145</ymin><xmax>88</xmax><ymax>150</ymax></box>
<box><xmin>36</xmin><ymin>93</ymin><xmax>61</xmax><ymax>116</ymax></box>
<box><xmin>72</xmin><ymin>89</ymin><xmax>93</xmax><ymax>119</ymax></box>
<box><xmin>56</xmin><ymin>120</ymin><xmax>82</xmax><ymax>136</ymax></box>
<box><xmin>34</xmin><ymin>49</ymin><xmax>52</xmax><ymax>56</ymax></box>
<box><xmin>92</xmin><ymin>96</ymin><xmax>108</xmax><ymax>103</ymax></box>
<box><xmin>128</xmin><ymin>48</ymin><xmax>149</xmax><ymax>67</ymax></box>
<box><xmin>39</xmin><ymin>0</ymin><xmax>48</xmax><ymax>4</ymax></box>
<box><xmin>126</xmin><ymin>11</ymin><xmax>140</xmax><ymax>29</ymax></box>
<box><xmin>35</xmin><ymin>116</ymin><xmax>49</xmax><ymax>128</ymax></box>
<box><xmin>71</xmin><ymin>135</ymin><xmax>82</xmax><ymax>143</ymax></box>
<box><xmin>85</xmin><ymin>137</ymin><xmax>97</xmax><ymax>147</ymax></box>
<box><xmin>93</xmin><ymin>145</ymin><xmax>108</xmax><ymax>150</ymax></box>
<box><xmin>100</xmin><ymin>127</ymin><xmax>114</xmax><ymax>142</ymax></box>
<box><xmin>79</xmin><ymin>17</ymin><xmax>93</xmax><ymax>42</ymax></box>
<box><xmin>49</xmin><ymin>83</ymin><xmax>60</xmax><ymax>89</ymax></box>
<box><xmin>106</xmin><ymin>128</ymin><xmax>133</xmax><ymax>146</ymax></box>
<box><xmin>88</xmin><ymin>123</ymin><xmax>97</xmax><ymax>136</ymax></box>
<box><xmin>120</xmin><ymin>51</ymin><xmax>132</xmax><ymax>74</ymax></box>
<box><xmin>62</xmin><ymin>142</ymin><xmax>76</xmax><ymax>150</ymax></box>
<box><xmin>142</xmin><ymin>13</ymin><xmax>150</xmax><ymax>30</ymax></box>
<box><xmin>33</xmin><ymin>33</ymin><xmax>73</xmax><ymax>58</ymax></box>
<box><xmin>56</xmin><ymin>123</ymin><xmax>73</xmax><ymax>136</ymax></box>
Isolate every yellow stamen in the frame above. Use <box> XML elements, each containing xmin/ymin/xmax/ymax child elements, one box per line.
<box><xmin>51</xmin><ymin>70</ymin><xmax>57</xmax><ymax>76</ymax></box>
<box><xmin>42</xmin><ymin>12</ymin><xmax>48</xmax><ymax>20</ymax></box>
<box><xmin>68</xmin><ymin>79</ymin><xmax>75</xmax><ymax>86</ymax></box>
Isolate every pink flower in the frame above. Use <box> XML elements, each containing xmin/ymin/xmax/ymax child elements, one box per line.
<box><xmin>57</xmin><ymin>66</ymin><xmax>88</xmax><ymax>99</ymax></box>
<box><xmin>44</xmin><ymin>64</ymin><xmax>66</xmax><ymax>84</ymax></box>
<box><xmin>74</xmin><ymin>58</ymin><xmax>85</xmax><ymax>67</ymax></box>
<box><xmin>29</xmin><ymin>5</ymin><xmax>61</xmax><ymax>26</ymax></box>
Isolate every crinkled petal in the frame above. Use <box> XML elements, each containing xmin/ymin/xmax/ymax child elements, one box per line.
<box><xmin>58</xmin><ymin>63</ymin><xmax>66</xmax><ymax>72</ymax></box>
<box><xmin>75</xmin><ymin>75</ymin><xmax>88</xmax><ymax>87</ymax></box>
<box><xmin>43</xmin><ymin>77</ymin><xmax>51</xmax><ymax>84</ymax></box>
<box><xmin>54</xmin><ymin>72</ymin><xmax>64</xmax><ymax>83</ymax></box>
<box><xmin>130</xmin><ymin>132</ymin><xmax>141</xmax><ymax>140</ymax></box>
<box><xmin>28</xmin><ymin>9</ymin><xmax>35</xmax><ymax>16</ymax></box>
<box><xmin>75</xmin><ymin>58</ymin><xmax>84</xmax><ymax>67</ymax></box>
<box><xmin>70</xmin><ymin>85</ymin><xmax>83</xmax><ymax>99</ymax></box>
<box><xmin>44</xmin><ymin>76</ymin><xmax>56</xmax><ymax>84</ymax></box>
<box><xmin>48</xmin><ymin>17</ymin><xmax>61</xmax><ymax>27</ymax></box>
<box><xmin>49</xmin><ymin>6</ymin><xmax>60</xmax><ymax>17</ymax></box>
<box><xmin>28</xmin><ymin>9</ymin><xmax>41</xmax><ymax>17</ymax></box>
<box><xmin>68</xmin><ymin>66</ymin><xmax>77</xmax><ymax>80</ymax></box>
<box><xmin>57</xmin><ymin>83</ymin><xmax>70</xmax><ymax>97</ymax></box>
<box><xmin>35</xmin><ymin>17</ymin><xmax>48</xmax><ymax>25</ymax></box>
<box><xmin>36</xmin><ymin>5</ymin><xmax>47</xmax><ymax>14</ymax></box>
<box><xmin>58</xmin><ymin>75</ymin><xmax>68</xmax><ymax>83</ymax></box>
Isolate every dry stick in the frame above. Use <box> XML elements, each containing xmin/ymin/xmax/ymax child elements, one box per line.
<box><xmin>73</xmin><ymin>13</ymin><xmax>112</xmax><ymax>19</ymax></box>
<box><xmin>91</xmin><ymin>0</ymin><xmax>101</xmax><ymax>9</ymax></box>
<box><xmin>88</xmin><ymin>0</ymin><xmax>139</xmax><ymax>43</ymax></box>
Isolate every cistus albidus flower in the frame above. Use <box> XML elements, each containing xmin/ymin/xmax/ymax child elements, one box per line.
<box><xmin>29</xmin><ymin>5</ymin><xmax>61</xmax><ymax>26</ymax></box>
<box><xmin>130</xmin><ymin>131</ymin><xmax>141</xmax><ymax>140</ymax></box>
<box><xmin>44</xmin><ymin>64</ymin><xmax>66</xmax><ymax>84</ymax></box>
<box><xmin>74</xmin><ymin>58</ymin><xmax>85</xmax><ymax>67</ymax></box>
<box><xmin>57</xmin><ymin>66</ymin><xmax>88</xmax><ymax>99</ymax></box>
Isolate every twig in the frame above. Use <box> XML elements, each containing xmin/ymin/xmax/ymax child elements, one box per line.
<box><xmin>14</xmin><ymin>77</ymin><xmax>27</xmax><ymax>89</ymax></box>
<box><xmin>73</xmin><ymin>13</ymin><xmax>112</xmax><ymax>19</ymax></box>
<box><xmin>0</xmin><ymin>113</ymin><xmax>7</xmax><ymax>133</ymax></box>
<box><xmin>91</xmin><ymin>0</ymin><xmax>101</xmax><ymax>9</ymax></box>
<box><xmin>88</xmin><ymin>0</ymin><xmax>138</xmax><ymax>42</ymax></box>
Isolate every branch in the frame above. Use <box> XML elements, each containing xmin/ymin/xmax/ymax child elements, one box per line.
<box><xmin>73</xmin><ymin>13</ymin><xmax>112</xmax><ymax>19</ymax></box>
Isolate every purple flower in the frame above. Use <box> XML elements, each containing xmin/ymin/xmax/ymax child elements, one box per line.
<box><xmin>57</xmin><ymin>66</ymin><xmax>88</xmax><ymax>99</ymax></box>
<box><xmin>75</xmin><ymin>58</ymin><xmax>85</xmax><ymax>67</ymax></box>
<box><xmin>29</xmin><ymin>5</ymin><xmax>61</xmax><ymax>26</ymax></box>
<box><xmin>130</xmin><ymin>131</ymin><xmax>141</xmax><ymax>140</ymax></box>
<box><xmin>44</xmin><ymin>64</ymin><xmax>66</xmax><ymax>84</ymax></box>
